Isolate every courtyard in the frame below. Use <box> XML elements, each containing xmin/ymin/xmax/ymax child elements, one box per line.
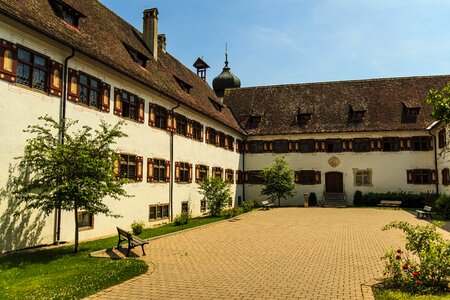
<box><xmin>86</xmin><ymin>208</ymin><xmax>446</xmax><ymax>300</ymax></box>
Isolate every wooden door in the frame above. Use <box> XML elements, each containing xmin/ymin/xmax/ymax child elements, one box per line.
<box><xmin>325</xmin><ymin>172</ymin><xmax>343</xmax><ymax>193</ymax></box>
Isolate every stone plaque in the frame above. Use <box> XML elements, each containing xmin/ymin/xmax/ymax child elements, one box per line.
<box><xmin>328</xmin><ymin>156</ymin><xmax>340</xmax><ymax>168</ymax></box>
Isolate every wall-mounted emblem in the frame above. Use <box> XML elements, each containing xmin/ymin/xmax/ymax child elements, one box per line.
<box><xmin>328</xmin><ymin>156</ymin><xmax>340</xmax><ymax>168</ymax></box>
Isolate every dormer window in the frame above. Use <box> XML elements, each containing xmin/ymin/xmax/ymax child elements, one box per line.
<box><xmin>402</xmin><ymin>103</ymin><xmax>421</xmax><ymax>123</ymax></box>
<box><xmin>50</xmin><ymin>0</ymin><xmax>84</xmax><ymax>28</ymax></box>
<box><xmin>296</xmin><ymin>111</ymin><xmax>311</xmax><ymax>126</ymax></box>
<box><xmin>247</xmin><ymin>115</ymin><xmax>261</xmax><ymax>129</ymax></box>
<box><xmin>349</xmin><ymin>106</ymin><xmax>366</xmax><ymax>123</ymax></box>
<box><xmin>175</xmin><ymin>77</ymin><xmax>192</xmax><ymax>94</ymax></box>
<box><xmin>209</xmin><ymin>98</ymin><xmax>223</xmax><ymax>112</ymax></box>
<box><xmin>124</xmin><ymin>44</ymin><xmax>148</xmax><ymax>68</ymax></box>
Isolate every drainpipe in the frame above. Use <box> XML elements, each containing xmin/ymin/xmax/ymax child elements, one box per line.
<box><xmin>242</xmin><ymin>136</ymin><xmax>247</xmax><ymax>202</ymax></box>
<box><xmin>54</xmin><ymin>48</ymin><xmax>75</xmax><ymax>244</ymax></box>
<box><xmin>169</xmin><ymin>102</ymin><xmax>180</xmax><ymax>222</ymax></box>
<box><xmin>429</xmin><ymin>129</ymin><xmax>439</xmax><ymax>195</ymax></box>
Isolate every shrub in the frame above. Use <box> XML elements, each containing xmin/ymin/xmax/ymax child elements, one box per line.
<box><xmin>131</xmin><ymin>220</ymin><xmax>145</xmax><ymax>235</ymax></box>
<box><xmin>242</xmin><ymin>200</ymin><xmax>257</xmax><ymax>212</ymax></box>
<box><xmin>353</xmin><ymin>190</ymin><xmax>363</xmax><ymax>206</ymax></box>
<box><xmin>382</xmin><ymin>221</ymin><xmax>450</xmax><ymax>294</ymax></box>
<box><xmin>435</xmin><ymin>194</ymin><xmax>450</xmax><ymax>218</ymax></box>
<box><xmin>222</xmin><ymin>207</ymin><xmax>238</xmax><ymax>219</ymax></box>
<box><xmin>361</xmin><ymin>192</ymin><xmax>437</xmax><ymax>208</ymax></box>
<box><xmin>173</xmin><ymin>212</ymin><xmax>191</xmax><ymax>226</ymax></box>
<box><xmin>308</xmin><ymin>192</ymin><xmax>317</xmax><ymax>206</ymax></box>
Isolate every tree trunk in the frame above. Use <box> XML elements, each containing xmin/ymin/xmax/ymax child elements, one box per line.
<box><xmin>74</xmin><ymin>202</ymin><xmax>79</xmax><ymax>253</ymax></box>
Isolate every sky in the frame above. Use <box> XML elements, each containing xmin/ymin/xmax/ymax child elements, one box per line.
<box><xmin>100</xmin><ymin>0</ymin><xmax>450</xmax><ymax>88</ymax></box>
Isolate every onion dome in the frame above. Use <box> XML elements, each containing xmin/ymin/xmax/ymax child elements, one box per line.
<box><xmin>212</xmin><ymin>50</ymin><xmax>241</xmax><ymax>97</ymax></box>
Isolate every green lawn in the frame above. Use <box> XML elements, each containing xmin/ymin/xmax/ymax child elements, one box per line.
<box><xmin>373</xmin><ymin>288</ymin><xmax>450</xmax><ymax>300</ymax></box>
<box><xmin>0</xmin><ymin>213</ymin><xmax>237</xmax><ymax>300</ymax></box>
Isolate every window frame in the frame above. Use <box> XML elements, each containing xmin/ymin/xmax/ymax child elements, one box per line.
<box><xmin>17</xmin><ymin>46</ymin><xmax>50</xmax><ymax>92</ymax></box>
<box><xmin>120</xmin><ymin>154</ymin><xmax>137</xmax><ymax>181</ymax></box>
<box><xmin>149</xmin><ymin>204</ymin><xmax>170</xmax><ymax>221</ymax></box>
<box><xmin>273</xmin><ymin>140</ymin><xmax>289</xmax><ymax>153</ymax></box>
<box><xmin>326</xmin><ymin>139</ymin><xmax>342</xmax><ymax>153</ymax></box>
<box><xmin>248</xmin><ymin>141</ymin><xmax>264</xmax><ymax>153</ymax></box>
<box><xmin>77</xmin><ymin>211</ymin><xmax>93</xmax><ymax>229</ymax></box>
<box><xmin>121</xmin><ymin>90</ymin><xmax>139</xmax><ymax>121</ymax></box>
<box><xmin>197</xmin><ymin>164</ymin><xmax>208</xmax><ymax>182</ymax></box>
<box><xmin>438</xmin><ymin>129</ymin><xmax>446</xmax><ymax>149</ymax></box>
<box><xmin>353</xmin><ymin>138</ymin><xmax>371</xmax><ymax>152</ymax></box>
<box><xmin>382</xmin><ymin>137</ymin><xmax>400</xmax><ymax>152</ymax></box>
<box><xmin>154</xmin><ymin>104</ymin><xmax>168</xmax><ymax>129</ymax></box>
<box><xmin>79</xmin><ymin>71</ymin><xmax>101</xmax><ymax>109</ymax></box>
<box><xmin>411</xmin><ymin>136</ymin><xmax>430</xmax><ymax>151</ymax></box>
<box><xmin>353</xmin><ymin>169</ymin><xmax>373</xmax><ymax>187</ymax></box>
<box><xmin>299</xmin><ymin>139</ymin><xmax>315</xmax><ymax>153</ymax></box>
<box><xmin>192</xmin><ymin>121</ymin><xmax>203</xmax><ymax>141</ymax></box>
<box><xmin>179</xmin><ymin>162</ymin><xmax>190</xmax><ymax>183</ymax></box>
<box><xmin>181</xmin><ymin>201</ymin><xmax>189</xmax><ymax>213</ymax></box>
<box><xmin>176</xmin><ymin>114</ymin><xmax>187</xmax><ymax>136</ymax></box>
<box><xmin>153</xmin><ymin>159</ymin><xmax>166</xmax><ymax>183</ymax></box>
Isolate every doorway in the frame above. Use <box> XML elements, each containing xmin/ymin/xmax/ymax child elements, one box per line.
<box><xmin>325</xmin><ymin>172</ymin><xmax>343</xmax><ymax>193</ymax></box>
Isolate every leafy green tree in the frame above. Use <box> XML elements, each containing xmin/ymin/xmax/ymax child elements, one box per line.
<box><xmin>198</xmin><ymin>177</ymin><xmax>231</xmax><ymax>217</ymax></box>
<box><xmin>426</xmin><ymin>84</ymin><xmax>450</xmax><ymax>124</ymax></box>
<box><xmin>13</xmin><ymin>116</ymin><xmax>129</xmax><ymax>252</ymax></box>
<box><xmin>261</xmin><ymin>156</ymin><xmax>295</xmax><ymax>207</ymax></box>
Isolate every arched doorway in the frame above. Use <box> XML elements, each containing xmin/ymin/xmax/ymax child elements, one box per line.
<box><xmin>325</xmin><ymin>172</ymin><xmax>343</xmax><ymax>193</ymax></box>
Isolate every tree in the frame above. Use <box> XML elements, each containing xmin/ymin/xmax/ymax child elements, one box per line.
<box><xmin>198</xmin><ymin>177</ymin><xmax>231</xmax><ymax>217</ymax></box>
<box><xmin>426</xmin><ymin>84</ymin><xmax>450</xmax><ymax>124</ymax></box>
<box><xmin>13</xmin><ymin>116</ymin><xmax>129</xmax><ymax>253</ymax></box>
<box><xmin>261</xmin><ymin>156</ymin><xmax>295</xmax><ymax>207</ymax></box>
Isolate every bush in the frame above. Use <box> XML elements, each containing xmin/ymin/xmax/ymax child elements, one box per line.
<box><xmin>308</xmin><ymin>192</ymin><xmax>317</xmax><ymax>206</ymax></box>
<box><xmin>222</xmin><ymin>207</ymin><xmax>238</xmax><ymax>219</ymax></box>
<box><xmin>361</xmin><ymin>192</ymin><xmax>437</xmax><ymax>208</ymax></box>
<box><xmin>198</xmin><ymin>177</ymin><xmax>232</xmax><ymax>217</ymax></box>
<box><xmin>242</xmin><ymin>200</ymin><xmax>257</xmax><ymax>212</ymax></box>
<box><xmin>436</xmin><ymin>194</ymin><xmax>450</xmax><ymax>218</ymax></box>
<box><xmin>131</xmin><ymin>220</ymin><xmax>145</xmax><ymax>235</ymax></box>
<box><xmin>353</xmin><ymin>190</ymin><xmax>363</xmax><ymax>206</ymax></box>
<box><xmin>173</xmin><ymin>212</ymin><xmax>191</xmax><ymax>226</ymax></box>
<box><xmin>382</xmin><ymin>221</ymin><xmax>450</xmax><ymax>294</ymax></box>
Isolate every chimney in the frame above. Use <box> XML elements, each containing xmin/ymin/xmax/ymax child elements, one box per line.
<box><xmin>158</xmin><ymin>34</ymin><xmax>166</xmax><ymax>53</ymax></box>
<box><xmin>143</xmin><ymin>8</ymin><xmax>158</xmax><ymax>61</ymax></box>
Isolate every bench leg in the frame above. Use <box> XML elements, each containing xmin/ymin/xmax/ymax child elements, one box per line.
<box><xmin>141</xmin><ymin>245</ymin><xmax>146</xmax><ymax>256</ymax></box>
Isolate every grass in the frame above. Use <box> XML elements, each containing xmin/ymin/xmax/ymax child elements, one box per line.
<box><xmin>0</xmin><ymin>212</ymin><xmax>241</xmax><ymax>300</ymax></box>
<box><xmin>373</xmin><ymin>287</ymin><xmax>450</xmax><ymax>300</ymax></box>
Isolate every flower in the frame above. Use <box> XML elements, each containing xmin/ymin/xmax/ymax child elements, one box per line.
<box><xmin>416</xmin><ymin>279</ymin><xmax>422</xmax><ymax>285</ymax></box>
<box><xmin>413</xmin><ymin>271</ymin><xmax>419</xmax><ymax>277</ymax></box>
<box><xmin>396</xmin><ymin>255</ymin><xmax>401</xmax><ymax>260</ymax></box>
<box><xmin>402</xmin><ymin>265</ymin><xmax>409</xmax><ymax>270</ymax></box>
<box><xmin>397</xmin><ymin>249</ymin><xmax>402</xmax><ymax>254</ymax></box>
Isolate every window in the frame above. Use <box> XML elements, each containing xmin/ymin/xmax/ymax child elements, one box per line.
<box><xmin>402</xmin><ymin>105</ymin><xmax>420</xmax><ymax>123</ymax></box>
<box><xmin>124</xmin><ymin>45</ymin><xmax>148</xmax><ymax>68</ymax></box>
<box><xmin>121</xmin><ymin>91</ymin><xmax>138</xmax><ymax>120</ymax></box>
<box><xmin>354</xmin><ymin>169</ymin><xmax>372</xmax><ymax>186</ymax></box>
<box><xmin>176</xmin><ymin>114</ymin><xmax>187</xmax><ymax>136</ymax></box>
<box><xmin>412</xmin><ymin>136</ymin><xmax>430</xmax><ymax>151</ymax></box>
<box><xmin>213</xmin><ymin>167</ymin><xmax>223</xmax><ymax>179</ymax></box>
<box><xmin>149</xmin><ymin>204</ymin><xmax>169</xmax><ymax>220</ymax></box>
<box><xmin>179</xmin><ymin>162</ymin><xmax>190</xmax><ymax>183</ymax></box>
<box><xmin>236</xmin><ymin>170</ymin><xmax>243</xmax><ymax>184</ymax></box>
<box><xmin>77</xmin><ymin>211</ymin><xmax>93</xmax><ymax>228</ymax></box>
<box><xmin>219</xmin><ymin>132</ymin><xmax>226</xmax><ymax>148</ymax></box>
<box><xmin>297</xmin><ymin>113</ymin><xmax>311</xmax><ymax>126</ymax></box>
<box><xmin>295</xmin><ymin>171</ymin><xmax>320</xmax><ymax>185</ymax></box>
<box><xmin>349</xmin><ymin>107</ymin><xmax>365</xmax><ymax>123</ymax></box>
<box><xmin>273</xmin><ymin>140</ymin><xmax>289</xmax><ymax>153</ymax></box>
<box><xmin>442</xmin><ymin>168</ymin><xmax>450</xmax><ymax>186</ymax></box>
<box><xmin>326</xmin><ymin>139</ymin><xmax>341</xmax><ymax>153</ymax></box>
<box><xmin>439</xmin><ymin>129</ymin><xmax>446</xmax><ymax>149</ymax></box>
<box><xmin>192</xmin><ymin>121</ymin><xmax>203</xmax><ymax>141</ymax></box>
<box><xmin>246</xmin><ymin>171</ymin><xmax>263</xmax><ymax>184</ymax></box>
<box><xmin>247</xmin><ymin>116</ymin><xmax>261</xmax><ymax>129</ymax></box>
<box><xmin>407</xmin><ymin>169</ymin><xmax>436</xmax><ymax>184</ymax></box>
<box><xmin>153</xmin><ymin>159</ymin><xmax>166</xmax><ymax>182</ymax></box>
<box><xmin>236</xmin><ymin>139</ymin><xmax>243</xmax><ymax>153</ymax></box>
<box><xmin>176</xmin><ymin>77</ymin><xmax>192</xmax><ymax>94</ymax></box>
<box><xmin>353</xmin><ymin>138</ymin><xmax>371</xmax><ymax>152</ymax></box>
<box><xmin>210</xmin><ymin>98</ymin><xmax>223</xmax><ymax>112</ymax></box>
<box><xmin>248</xmin><ymin>141</ymin><xmax>264</xmax><ymax>153</ymax></box>
<box><xmin>79</xmin><ymin>72</ymin><xmax>100</xmax><ymax>108</ymax></box>
<box><xmin>200</xmin><ymin>200</ymin><xmax>206</xmax><ymax>212</ymax></box>
<box><xmin>154</xmin><ymin>104</ymin><xmax>167</xmax><ymax>129</ymax></box>
<box><xmin>181</xmin><ymin>201</ymin><xmax>189</xmax><ymax>213</ymax></box>
<box><xmin>206</xmin><ymin>127</ymin><xmax>216</xmax><ymax>144</ymax></box>
<box><xmin>196</xmin><ymin>165</ymin><xmax>208</xmax><ymax>183</ymax></box>
<box><xmin>50</xmin><ymin>0</ymin><xmax>82</xmax><ymax>28</ymax></box>
<box><xmin>299</xmin><ymin>139</ymin><xmax>315</xmax><ymax>153</ymax></box>
<box><xmin>225</xmin><ymin>169</ymin><xmax>234</xmax><ymax>183</ymax></box>
<box><xmin>17</xmin><ymin>47</ymin><xmax>48</xmax><ymax>92</ymax></box>
<box><xmin>382</xmin><ymin>137</ymin><xmax>400</xmax><ymax>152</ymax></box>
<box><xmin>120</xmin><ymin>154</ymin><xmax>137</xmax><ymax>180</ymax></box>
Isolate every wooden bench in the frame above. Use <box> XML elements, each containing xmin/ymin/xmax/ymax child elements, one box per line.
<box><xmin>416</xmin><ymin>206</ymin><xmax>435</xmax><ymax>219</ymax></box>
<box><xmin>116</xmin><ymin>227</ymin><xmax>149</xmax><ymax>257</ymax></box>
<box><xmin>377</xmin><ymin>200</ymin><xmax>402</xmax><ymax>209</ymax></box>
<box><xmin>261</xmin><ymin>200</ymin><xmax>274</xmax><ymax>210</ymax></box>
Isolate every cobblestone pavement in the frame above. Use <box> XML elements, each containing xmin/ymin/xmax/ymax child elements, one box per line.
<box><xmin>86</xmin><ymin>208</ymin><xmax>448</xmax><ymax>300</ymax></box>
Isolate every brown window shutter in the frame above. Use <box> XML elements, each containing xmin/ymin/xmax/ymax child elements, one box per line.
<box><xmin>148</xmin><ymin>103</ymin><xmax>156</xmax><ymax>126</ymax></box>
<box><xmin>315</xmin><ymin>171</ymin><xmax>321</xmax><ymax>184</ymax></box>
<box><xmin>113</xmin><ymin>155</ymin><xmax>121</xmax><ymax>180</ymax></box>
<box><xmin>49</xmin><ymin>60</ymin><xmax>63</xmax><ymax>97</ymax></box>
<box><xmin>244</xmin><ymin>141</ymin><xmax>249</xmax><ymax>153</ymax></box>
<box><xmin>224</xmin><ymin>136</ymin><xmax>229</xmax><ymax>149</ymax></box>
<box><xmin>136</xmin><ymin>156</ymin><xmax>143</xmax><ymax>182</ymax></box>
<box><xmin>172</xmin><ymin>113</ymin><xmax>177</xmax><ymax>132</ymax></box>
<box><xmin>67</xmin><ymin>68</ymin><xmax>80</xmax><ymax>102</ymax></box>
<box><xmin>348</xmin><ymin>140</ymin><xmax>353</xmax><ymax>151</ymax></box>
<box><xmin>100</xmin><ymin>82</ymin><xmax>111</xmax><ymax>113</ymax></box>
<box><xmin>428</xmin><ymin>136</ymin><xmax>433</xmax><ymax>151</ymax></box>
<box><xmin>370</xmin><ymin>139</ymin><xmax>376</xmax><ymax>151</ymax></box>
<box><xmin>236</xmin><ymin>170</ymin><xmax>242</xmax><ymax>184</ymax></box>
<box><xmin>200</xmin><ymin>125</ymin><xmax>204</xmax><ymax>142</ymax></box>
<box><xmin>113</xmin><ymin>88</ymin><xmax>122</xmax><ymax>116</ymax></box>
<box><xmin>188</xmin><ymin>164</ymin><xmax>193</xmax><ymax>183</ymax></box>
<box><xmin>341</xmin><ymin>140</ymin><xmax>347</xmax><ymax>152</ymax></box>
<box><xmin>315</xmin><ymin>141</ymin><xmax>320</xmax><ymax>152</ymax></box>
<box><xmin>400</xmin><ymin>138</ymin><xmax>406</xmax><ymax>151</ymax></box>
<box><xmin>0</xmin><ymin>39</ymin><xmax>17</xmax><ymax>82</ymax></box>
<box><xmin>443</xmin><ymin>168</ymin><xmax>450</xmax><ymax>186</ymax></box>
<box><xmin>244</xmin><ymin>172</ymin><xmax>249</xmax><ymax>184</ymax></box>
<box><xmin>175</xmin><ymin>162</ymin><xmax>181</xmax><ymax>182</ymax></box>
<box><xmin>195</xmin><ymin>164</ymin><xmax>200</xmax><ymax>183</ymax></box>
<box><xmin>407</xmin><ymin>170</ymin><xmax>413</xmax><ymax>184</ymax></box>
<box><xmin>186</xmin><ymin>119</ymin><xmax>192</xmax><ymax>138</ymax></box>
<box><xmin>263</xmin><ymin>142</ymin><xmax>268</xmax><ymax>152</ymax></box>
<box><xmin>431</xmin><ymin>170</ymin><xmax>437</xmax><ymax>184</ymax></box>
<box><xmin>294</xmin><ymin>171</ymin><xmax>300</xmax><ymax>184</ymax></box>
<box><xmin>288</xmin><ymin>141</ymin><xmax>293</xmax><ymax>152</ymax></box>
<box><xmin>205</xmin><ymin>127</ymin><xmax>210</xmax><ymax>144</ymax></box>
<box><xmin>406</xmin><ymin>138</ymin><xmax>412</xmax><ymax>150</ymax></box>
<box><xmin>147</xmin><ymin>158</ymin><xmax>154</xmax><ymax>182</ymax></box>
<box><xmin>165</xmin><ymin>160</ymin><xmax>171</xmax><ymax>182</ymax></box>
<box><xmin>215</xmin><ymin>132</ymin><xmax>220</xmax><ymax>146</ymax></box>
<box><xmin>166</xmin><ymin>111</ymin><xmax>173</xmax><ymax>131</ymax></box>
<box><xmin>269</xmin><ymin>141</ymin><xmax>273</xmax><ymax>152</ymax></box>
<box><xmin>137</xmin><ymin>98</ymin><xmax>145</xmax><ymax>123</ymax></box>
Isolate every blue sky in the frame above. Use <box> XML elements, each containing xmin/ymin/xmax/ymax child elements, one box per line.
<box><xmin>101</xmin><ymin>0</ymin><xmax>450</xmax><ymax>87</ymax></box>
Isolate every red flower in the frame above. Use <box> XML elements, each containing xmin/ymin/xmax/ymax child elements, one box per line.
<box><xmin>402</xmin><ymin>265</ymin><xmax>409</xmax><ymax>270</ymax></box>
<box><xmin>397</xmin><ymin>249</ymin><xmax>402</xmax><ymax>254</ymax></box>
<box><xmin>413</xmin><ymin>271</ymin><xmax>419</xmax><ymax>277</ymax></box>
<box><xmin>396</xmin><ymin>255</ymin><xmax>401</xmax><ymax>260</ymax></box>
<box><xmin>416</xmin><ymin>279</ymin><xmax>422</xmax><ymax>285</ymax></box>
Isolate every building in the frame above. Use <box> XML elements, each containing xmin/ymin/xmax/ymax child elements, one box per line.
<box><xmin>0</xmin><ymin>0</ymin><xmax>448</xmax><ymax>253</ymax></box>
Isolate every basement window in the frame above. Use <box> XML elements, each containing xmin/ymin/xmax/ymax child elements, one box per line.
<box><xmin>175</xmin><ymin>77</ymin><xmax>192</xmax><ymax>94</ymax></box>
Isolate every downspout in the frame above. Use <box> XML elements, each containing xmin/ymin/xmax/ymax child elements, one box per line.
<box><xmin>54</xmin><ymin>48</ymin><xmax>75</xmax><ymax>244</ymax></box>
<box><xmin>169</xmin><ymin>102</ymin><xmax>180</xmax><ymax>222</ymax></box>
<box><xmin>429</xmin><ymin>128</ymin><xmax>439</xmax><ymax>195</ymax></box>
<box><xmin>242</xmin><ymin>136</ymin><xmax>247</xmax><ymax>202</ymax></box>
